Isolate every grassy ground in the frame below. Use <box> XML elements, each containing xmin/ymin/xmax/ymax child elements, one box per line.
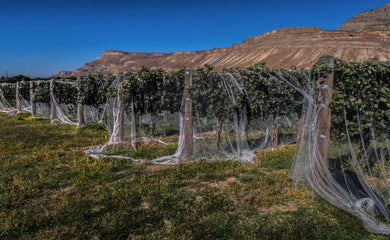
<box><xmin>0</xmin><ymin>112</ymin><xmax>388</xmax><ymax>239</ymax></box>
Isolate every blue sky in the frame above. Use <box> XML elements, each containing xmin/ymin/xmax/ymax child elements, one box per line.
<box><xmin>1</xmin><ymin>0</ymin><xmax>388</xmax><ymax>77</ymax></box>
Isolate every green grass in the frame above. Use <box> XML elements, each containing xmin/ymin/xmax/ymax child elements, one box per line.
<box><xmin>0</xmin><ymin>112</ymin><xmax>388</xmax><ymax>239</ymax></box>
<box><xmin>256</xmin><ymin>145</ymin><xmax>296</xmax><ymax>170</ymax></box>
<box><xmin>105</xmin><ymin>143</ymin><xmax>178</xmax><ymax>160</ymax></box>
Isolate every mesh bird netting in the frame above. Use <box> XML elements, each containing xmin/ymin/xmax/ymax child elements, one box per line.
<box><xmin>0</xmin><ymin>81</ymin><xmax>32</xmax><ymax>114</ymax></box>
<box><xmin>31</xmin><ymin>80</ymin><xmax>50</xmax><ymax>119</ymax></box>
<box><xmin>289</xmin><ymin>56</ymin><xmax>390</xmax><ymax>234</ymax></box>
<box><xmin>177</xmin><ymin>65</ymin><xmax>301</xmax><ymax>163</ymax></box>
<box><xmin>2</xmin><ymin>55</ymin><xmax>390</xmax><ymax>233</ymax></box>
<box><xmin>76</xmin><ymin>74</ymin><xmax>115</xmax><ymax>128</ymax></box>
<box><xmin>49</xmin><ymin>79</ymin><xmax>78</xmax><ymax>125</ymax></box>
<box><xmin>85</xmin><ymin>69</ymin><xmax>185</xmax><ymax>161</ymax></box>
<box><xmin>15</xmin><ymin>81</ymin><xmax>32</xmax><ymax>113</ymax></box>
<box><xmin>0</xmin><ymin>83</ymin><xmax>17</xmax><ymax>113</ymax></box>
<box><xmin>85</xmin><ymin>65</ymin><xmax>303</xmax><ymax>163</ymax></box>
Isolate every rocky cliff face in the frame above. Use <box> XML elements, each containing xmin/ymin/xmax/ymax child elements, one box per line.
<box><xmin>337</xmin><ymin>3</ymin><xmax>390</xmax><ymax>31</ymax></box>
<box><xmin>55</xmin><ymin>3</ymin><xmax>390</xmax><ymax>77</ymax></box>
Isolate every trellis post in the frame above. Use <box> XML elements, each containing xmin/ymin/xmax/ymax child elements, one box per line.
<box><xmin>183</xmin><ymin>69</ymin><xmax>193</xmax><ymax>160</ymax></box>
<box><xmin>30</xmin><ymin>81</ymin><xmax>36</xmax><ymax>117</ymax></box>
<box><xmin>116</xmin><ymin>82</ymin><xmax>125</xmax><ymax>143</ymax></box>
<box><xmin>77</xmin><ymin>104</ymin><xmax>85</xmax><ymax>128</ymax></box>
<box><xmin>50</xmin><ymin>79</ymin><xmax>58</xmax><ymax>122</ymax></box>
<box><xmin>315</xmin><ymin>57</ymin><xmax>335</xmax><ymax>166</ymax></box>
<box><xmin>16</xmin><ymin>82</ymin><xmax>22</xmax><ymax>112</ymax></box>
<box><xmin>77</xmin><ymin>79</ymin><xmax>85</xmax><ymax>128</ymax></box>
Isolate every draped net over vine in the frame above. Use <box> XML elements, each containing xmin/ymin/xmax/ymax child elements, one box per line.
<box><xmin>0</xmin><ymin>83</ymin><xmax>17</xmax><ymax>113</ymax></box>
<box><xmin>2</xmin><ymin>55</ymin><xmax>390</xmax><ymax>233</ymax></box>
<box><xmin>84</xmin><ymin>65</ymin><xmax>302</xmax><ymax>163</ymax></box>
<box><xmin>49</xmin><ymin>80</ymin><xmax>78</xmax><ymax>125</ymax></box>
<box><xmin>32</xmin><ymin>81</ymin><xmax>50</xmax><ymax>119</ymax></box>
<box><xmin>0</xmin><ymin>77</ymin><xmax>114</xmax><ymax>127</ymax></box>
<box><xmin>85</xmin><ymin>68</ymin><xmax>185</xmax><ymax>161</ymax></box>
<box><xmin>184</xmin><ymin>65</ymin><xmax>301</xmax><ymax>163</ymax></box>
<box><xmin>289</xmin><ymin>56</ymin><xmax>390</xmax><ymax>234</ymax></box>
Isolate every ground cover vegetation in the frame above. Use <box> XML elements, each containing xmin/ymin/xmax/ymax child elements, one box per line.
<box><xmin>0</xmin><ymin>112</ymin><xmax>387</xmax><ymax>240</ymax></box>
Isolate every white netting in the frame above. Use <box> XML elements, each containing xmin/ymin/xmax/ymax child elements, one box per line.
<box><xmin>76</xmin><ymin>74</ymin><xmax>115</xmax><ymax>128</ymax></box>
<box><xmin>289</xmin><ymin>56</ymin><xmax>390</xmax><ymax>234</ymax></box>
<box><xmin>29</xmin><ymin>77</ymin><xmax>111</xmax><ymax>126</ymax></box>
<box><xmin>0</xmin><ymin>78</ymin><xmax>111</xmax><ymax>127</ymax></box>
<box><xmin>49</xmin><ymin>79</ymin><xmax>78</xmax><ymax>125</ymax></box>
<box><xmin>32</xmin><ymin>80</ymin><xmax>51</xmax><ymax>119</ymax></box>
<box><xmin>188</xmin><ymin>70</ymin><xmax>300</xmax><ymax>163</ymax></box>
<box><xmin>3</xmin><ymin>56</ymin><xmax>390</xmax><ymax>234</ymax></box>
<box><xmin>85</xmin><ymin>73</ymin><xmax>183</xmax><ymax>162</ymax></box>
<box><xmin>0</xmin><ymin>81</ymin><xmax>33</xmax><ymax>114</ymax></box>
<box><xmin>15</xmin><ymin>82</ymin><xmax>32</xmax><ymax>113</ymax></box>
<box><xmin>86</xmin><ymin>67</ymin><xmax>303</xmax><ymax>164</ymax></box>
<box><xmin>0</xmin><ymin>83</ymin><xmax>16</xmax><ymax>113</ymax></box>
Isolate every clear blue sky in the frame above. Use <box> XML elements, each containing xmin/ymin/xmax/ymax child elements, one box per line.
<box><xmin>1</xmin><ymin>0</ymin><xmax>388</xmax><ymax>77</ymax></box>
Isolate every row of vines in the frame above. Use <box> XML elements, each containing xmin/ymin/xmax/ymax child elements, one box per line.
<box><xmin>1</xmin><ymin>57</ymin><xmax>390</xmax><ymax>146</ymax></box>
<box><xmin>3</xmin><ymin>56</ymin><xmax>390</xmax><ymax>234</ymax></box>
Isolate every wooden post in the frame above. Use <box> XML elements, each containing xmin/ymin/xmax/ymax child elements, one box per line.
<box><xmin>77</xmin><ymin>104</ymin><xmax>85</xmax><ymax>128</ymax></box>
<box><xmin>271</xmin><ymin>116</ymin><xmax>279</xmax><ymax>149</ymax></box>
<box><xmin>315</xmin><ymin>58</ymin><xmax>334</xmax><ymax>166</ymax></box>
<box><xmin>107</xmin><ymin>99</ymin><xmax>114</xmax><ymax>130</ymax></box>
<box><xmin>271</xmin><ymin>123</ymin><xmax>278</xmax><ymax>149</ymax></box>
<box><xmin>116</xmin><ymin>85</ymin><xmax>124</xmax><ymax>143</ymax></box>
<box><xmin>216</xmin><ymin>118</ymin><xmax>223</xmax><ymax>150</ymax></box>
<box><xmin>183</xmin><ymin>69</ymin><xmax>193</xmax><ymax>160</ymax></box>
<box><xmin>77</xmin><ymin>79</ymin><xmax>85</xmax><ymax>128</ymax></box>
<box><xmin>130</xmin><ymin>96</ymin><xmax>136</xmax><ymax>149</ymax></box>
<box><xmin>50</xmin><ymin>80</ymin><xmax>58</xmax><ymax>121</ymax></box>
<box><xmin>30</xmin><ymin>81</ymin><xmax>36</xmax><ymax>117</ymax></box>
<box><xmin>16</xmin><ymin>82</ymin><xmax>21</xmax><ymax>112</ymax></box>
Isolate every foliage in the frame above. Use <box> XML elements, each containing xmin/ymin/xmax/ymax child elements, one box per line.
<box><xmin>0</xmin><ymin>74</ymin><xmax>31</xmax><ymax>83</ymax></box>
<box><xmin>227</xmin><ymin>64</ymin><xmax>307</xmax><ymax>124</ymax></box>
<box><xmin>137</xmin><ymin>67</ymin><xmax>166</xmax><ymax>117</ymax></box>
<box><xmin>120</xmin><ymin>72</ymin><xmax>140</xmax><ymax>112</ymax></box>
<box><xmin>52</xmin><ymin>80</ymin><xmax>78</xmax><ymax>105</ymax></box>
<box><xmin>120</xmin><ymin>67</ymin><xmax>182</xmax><ymax>135</ymax></box>
<box><xmin>77</xmin><ymin>74</ymin><xmax>115</xmax><ymax>106</ymax></box>
<box><xmin>3</xmin><ymin>55</ymin><xmax>390</xmax><ymax>151</ymax></box>
<box><xmin>17</xmin><ymin>81</ymin><xmax>31</xmax><ymax>101</ymax></box>
<box><xmin>318</xmin><ymin>59</ymin><xmax>390</xmax><ymax>145</ymax></box>
<box><xmin>121</xmin><ymin>67</ymin><xmax>167</xmax><ymax>115</ymax></box>
<box><xmin>227</xmin><ymin>66</ymin><xmax>268</xmax><ymax>120</ymax></box>
<box><xmin>0</xmin><ymin>83</ymin><xmax>16</xmax><ymax>106</ymax></box>
<box><xmin>192</xmin><ymin>65</ymin><xmax>231</xmax><ymax>120</ymax></box>
<box><xmin>161</xmin><ymin>68</ymin><xmax>185</xmax><ymax>113</ymax></box>
<box><xmin>32</xmin><ymin>81</ymin><xmax>50</xmax><ymax>103</ymax></box>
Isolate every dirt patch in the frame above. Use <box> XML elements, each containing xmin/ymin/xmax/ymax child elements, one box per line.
<box><xmin>185</xmin><ymin>177</ymin><xmax>240</xmax><ymax>193</ymax></box>
<box><xmin>146</xmin><ymin>164</ymin><xmax>175</xmax><ymax>172</ymax></box>
<box><xmin>209</xmin><ymin>177</ymin><xmax>239</xmax><ymax>188</ymax></box>
<box><xmin>258</xmin><ymin>201</ymin><xmax>298</xmax><ymax>213</ymax></box>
